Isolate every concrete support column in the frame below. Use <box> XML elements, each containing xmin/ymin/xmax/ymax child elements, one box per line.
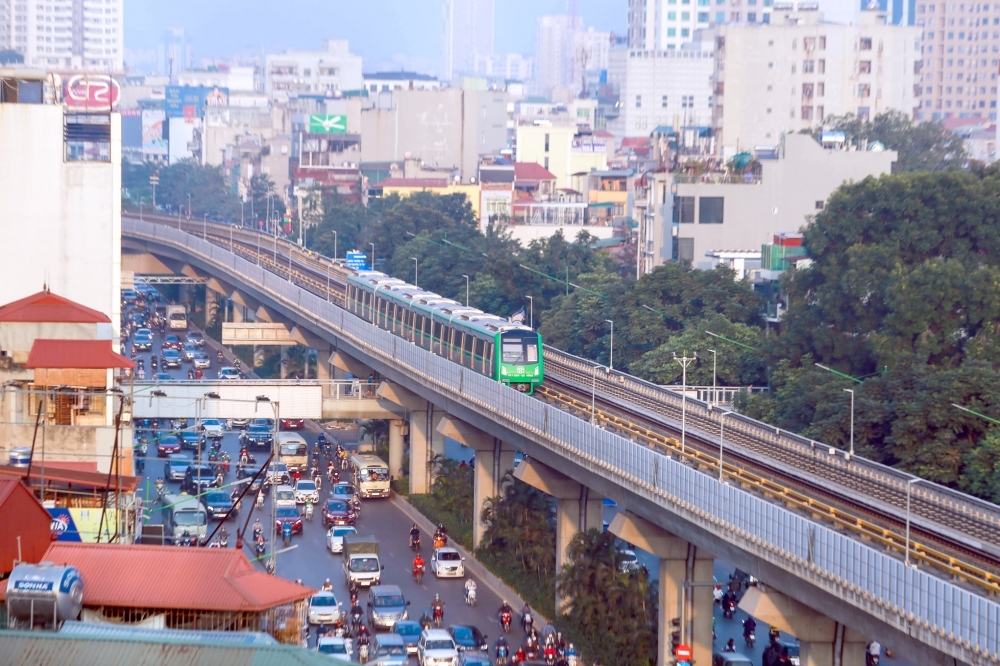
<box><xmin>315</xmin><ymin>346</ymin><xmax>333</xmax><ymax>396</ymax></box>
<box><xmin>609</xmin><ymin>513</ymin><xmax>714</xmax><ymax>666</ymax></box>
<box><xmin>389</xmin><ymin>419</ymin><xmax>407</xmax><ymax>480</ymax></box>
<box><xmin>232</xmin><ymin>304</ymin><xmax>245</xmax><ymax>323</ymax></box>
<box><xmin>376</xmin><ymin>382</ymin><xmax>430</xmax><ymax>495</ymax></box>
<box><xmin>739</xmin><ymin>587</ymin><xmax>869</xmax><ymax>666</ymax></box>
<box><xmin>205</xmin><ymin>288</ymin><xmax>218</xmax><ymax>325</ymax></box>
<box><xmin>280</xmin><ymin>346</ymin><xmax>288</xmax><ymax>379</ymax></box>
<box><xmin>430</xmin><ymin>407</ymin><xmax>446</xmax><ymax>460</ymax></box>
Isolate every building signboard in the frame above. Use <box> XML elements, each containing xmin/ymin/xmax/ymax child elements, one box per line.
<box><xmin>165</xmin><ymin>85</ymin><xmax>229</xmax><ymax>119</ymax></box>
<box><xmin>345</xmin><ymin>251</ymin><xmax>368</xmax><ymax>271</ymax></box>
<box><xmin>308</xmin><ymin>114</ymin><xmax>347</xmax><ymax>134</ymax></box>
<box><xmin>141</xmin><ymin>109</ymin><xmax>168</xmax><ymax>156</ymax></box>
<box><xmin>64</xmin><ymin>74</ymin><xmax>121</xmax><ymax>111</ymax></box>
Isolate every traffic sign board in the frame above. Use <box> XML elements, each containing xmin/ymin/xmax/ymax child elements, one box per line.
<box><xmin>345</xmin><ymin>251</ymin><xmax>368</xmax><ymax>271</ymax></box>
<box><xmin>675</xmin><ymin>644</ymin><xmax>692</xmax><ymax>661</ymax></box>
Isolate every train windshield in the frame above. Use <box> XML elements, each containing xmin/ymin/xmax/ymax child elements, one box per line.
<box><xmin>501</xmin><ymin>333</ymin><xmax>539</xmax><ymax>364</ymax></box>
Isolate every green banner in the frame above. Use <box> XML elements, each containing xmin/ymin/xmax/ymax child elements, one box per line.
<box><xmin>308</xmin><ymin>114</ymin><xmax>347</xmax><ymax>133</ymax></box>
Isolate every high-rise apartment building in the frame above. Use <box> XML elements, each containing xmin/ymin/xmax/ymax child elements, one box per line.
<box><xmin>535</xmin><ymin>14</ymin><xmax>583</xmax><ymax>94</ymax></box>
<box><xmin>0</xmin><ymin>0</ymin><xmax>123</xmax><ymax>71</ymax></box>
<box><xmin>475</xmin><ymin>53</ymin><xmax>535</xmax><ymax>81</ymax></box>
<box><xmin>621</xmin><ymin>48</ymin><xmax>716</xmax><ymax>137</ymax></box>
<box><xmin>915</xmin><ymin>0</ymin><xmax>999</xmax><ymax>120</ymax></box>
<box><xmin>442</xmin><ymin>0</ymin><xmax>495</xmax><ymax>81</ymax></box>
<box><xmin>628</xmin><ymin>0</ymin><xmax>775</xmax><ymax>50</ymax></box>
<box><xmin>265</xmin><ymin>40</ymin><xmax>363</xmax><ymax>100</ymax></box>
<box><xmin>711</xmin><ymin>6</ymin><xmax>920</xmax><ymax>155</ymax></box>
<box><xmin>158</xmin><ymin>28</ymin><xmax>191</xmax><ymax>81</ymax></box>
<box><xmin>864</xmin><ymin>0</ymin><xmax>916</xmax><ymax>26</ymax></box>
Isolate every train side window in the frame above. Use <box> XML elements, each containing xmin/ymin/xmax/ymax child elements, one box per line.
<box><xmin>484</xmin><ymin>341</ymin><xmax>494</xmax><ymax>376</ymax></box>
<box><xmin>464</xmin><ymin>333</ymin><xmax>474</xmax><ymax>365</ymax></box>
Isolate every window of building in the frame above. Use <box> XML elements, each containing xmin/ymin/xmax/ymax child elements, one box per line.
<box><xmin>544</xmin><ymin>156</ymin><xmax>549</xmax><ymax>169</ymax></box>
<box><xmin>635</xmin><ymin>95</ymin><xmax>642</xmax><ymax>108</ymax></box>
<box><xmin>817</xmin><ymin>105</ymin><xmax>824</xmax><ymax>120</ymax></box>
<box><xmin>803</xmin><ymin>83</ymin><xmax>814</xmax><ymax>97</ymax></box>
<box><xmin>699</xmin><ymin>11</ymin><xmax>710</xmax><ymax>21</ymax></box>
<box><xmin>818</xmin><ymin>59</ymin><xmax>826</xmax><ymax>73</ymax></box>
<box><xmin>699</xmin><ymin>197</ymin><xmax>724</xmax><ymax>224</ymax></box>
<box><xmin>681</xmin><ymin>28</ymin><xmax>690</xmax><ymax>36</ymax></box>
<box><xmin>668</xmin><ymin>27</ymin><xmax>677</xmax><ymax>36</ymax></box>
<box><xmin>731</xmin><ymin>11</ymin><xmax>740</xmax><ymax>20</ymax></box>
<box><xmin>662</xmin><ymin>95</ymin><xmax>668</xmax><ymax>107</ymax></box>
<box><xmin>682</xmin><ymin>11</ymin><xmax>690</xmax><ymax>19</ymax></box>
<box><xmin>668</xmin><ymin>10</ymin><xmax>677</xmax><ymax>19</ymax></box>
<box><xmin>716</xmin><ymin>11</ymin><xmax>725</xmax><ymax>21</ymax></box>
<box><xmin>674</xmin><ymin>196</ymin><xmax>695</xmax><ymax>223</ymax></box>
<box><xmin>858</xmin><ymin>106</ymin><xmax>871</xmax><ymax>119</ymax></box>
<box><xmin>817</xmin><ymin>82</ymin><xmax>825</xmax><ymax>96</ymax></box>
<box><xmin>858</xmin><ymin>84</ymin><xmax>871</xmax><ymax>97</ymax></box>
<box><xmin>544</xmin><ymin>133</ymin><xmax>550</xmax><ymax>152</ymax></box>
<box><xmin>860</xmin><ymin>37</ymin><xmax>873</xmax><ymax>50</ymax></box>
<box><xmin>804</xmin><ymin>37</ymin><xmax>816</xmax><ymax>50</ymax></box>
<box><xmin>859</xmin><ymin>60</ymin><xmax>872</xmax><ymax>73</ymax></box>
<box><xmin>816</xmin><ymin>200</ymin><xmax>825</xmax><ymax>210</ymax></box>
<box><xmin>802</xmin><ymin>105</ymin><xmax>814</xmax><ymax>120</ymax></box>
<box><xmin>748</xmin><ymin>12</ymin><xmax>756</xmax><ymax>20</ymax></box>
<box><xmin>819</xmin><ymin>36</ymin><xmax>826</xmax><ymax>49</ymax></box>
<box><xmin>803</xmin><ymin>59</ymin><xmax>815</xmax><ymax>72</ymax></box>
<box><xmin>676</xmin><ymin>238</ymin><xmax>694</xmax><ymax>262</ymax></box>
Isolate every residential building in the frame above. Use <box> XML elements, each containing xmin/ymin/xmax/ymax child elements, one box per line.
<box><xmin>646</xmin><ymin>133</ymin><xmax>896</xmax><ymax>271</ymax></box>
<box><xmin>711</xmin><ymin>6</ymin><xmax>920</xmax><ymax>157</ymax></box>
<box><xmin>915</xmin><ymin>0</ymin><xmax>1000</xmax><ymax>120</ymax></box>
<box><xmin>442</xmin><ymin>0</ymin><xmax>495</xmax><ymax>80</ymax></box>
<box><xmin>621</xmin><ymin>48</ymin><xmax>715</xmax><ymax>137</ymax></box>
<box><xmin>474</xmin><ymin>53</ymin><xmax>535</xmax><ymax>81</ymax></box>
<box><xmin>177</xmin><ymin>66</ymin><xmax>258</xmax><ymax>93</ymax></box>
<box><xmin>265</xmin><ymin>40</ymin><xmax>363</xmax><ymax>100</ymax></box>
<box><xmin>515</xmin><ymin>122</ymin><xmax>611</xmax><ymax>189</ymax></box>
<box><xmin>159</xmin><ymin>27</ymin><xmax>191</xmax><ymax>80</ymax></box>
<box><xmin>866</xmin><ymin>0</ymin><xmax>915</xmax><ymax>26</ymax></box>
<box><xmin>363</xmin><ymin>71</ymin><xmax>441</xmax><ymax>93</ymax></box>
<box><xmin>573</xmin><ymin>27</ymin><xmax>613</xmax><ymax>94</ymax></box>
<box><xmin>586</xmin><ymin>169</ymin><xmax>635</xmax><ymax>227</ymax></box>
<box><xmin>0</xmin><ymin>478</ymin><xmax>52</xmax><ymax>577</ymax></box>
<box><xmin>627</xmin><ymin>0</ymin><xmax>774</xmax><ymax>51</ymax></box>
<box><xmin>0</xmin><ymin>69</ymin><xmax>122</xmax><ymax>341</ymax></box>
<box><xmin>535</xmin><ymin>14</ymin><xmax>582</xmax><ymax>94</ymax></box>
<box><xmin>375</xmin><ymin>178</ymin><xmax>482</xmax><ymax>220</ymax></box>
<box><xmin>0</xmin><ymin>0</ymin><xmax>123</xmax><ymax>71</ymax></box>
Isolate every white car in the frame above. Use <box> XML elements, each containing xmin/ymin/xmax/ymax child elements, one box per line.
<box><xmin>294</xmin><ymin>479</ymin><xmax>319</xmax><ymax>504</ymax></box>
<box><xmin>317</xmin><ymin>636</ymin><xmax>352</xmax><ymax>661</ymax></box>
<box><xmin>619</xmin><ymin>549</ymin><xmax>640</xmax><ymax>573</ymax></box>
<box><xmin>218</xmin><ymin>366</ymin><xmax>239</xmax><ymax>380</ymax></box>
<box><xmin>308</xmin><ymin>590</ymin><xmax>343</xmax><ymax>625</ymax></box>
<box><xmin>430</xmin><ymin>547</ymin><xmax>465</xmax><ymax>578</ymax></box>
<box><xmin>418</xmin><ymin>629</ymin><xmax>459</xmax><ymax>666</ymax></box>
<box><xmin>274</xmin><ymin>485</ymin><xmax>297</xmax><ymax>508</ymax></box>
<box><xmin>327</xmin><ymin>525</ymin><xmax>357</xmax><ymax>554</ymax></box>
<box><xmin>200</xmin><ymin>418</ymin><xmax>224</xmax><ymax>441</ymax></box>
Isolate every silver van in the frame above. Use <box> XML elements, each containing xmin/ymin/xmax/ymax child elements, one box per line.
<box><xmin>372</xmin><ymin>633</ymin><xmax>409</xmax><ymax>666</ymax></box>
<box><xmin>367</xmin><ymin>584</ymin><xmax>410</xmax><ymax>630</ymax></box>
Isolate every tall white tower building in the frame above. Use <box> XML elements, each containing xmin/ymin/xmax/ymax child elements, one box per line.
<box><xmin>0</xmin><ymin>0</ymin><xmax>124</xmax><ymax>71</ymax></box>
<box><xmin>442</xmin><ymin>0</ymin><xmax>495</xmax><ymax>81</ymax></box>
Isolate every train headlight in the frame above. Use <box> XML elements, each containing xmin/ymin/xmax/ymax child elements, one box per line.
<box><xmin>534</xmin><ymin>367</ymin><xmax>539</xmax><ymax>376</ymax></box>
<box><xmin>500</xmin><ymin>366</ymin><xmax>507</xmax><ymax>376</ymax></box>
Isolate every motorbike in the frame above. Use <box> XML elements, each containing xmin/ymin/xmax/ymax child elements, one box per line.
<box><xmin>496</xmin><ymin>642</ymin><xmax>510</xmax><ymax>666</ymax></box>
<box><xmin>432</xmin><ymin>605</ymin><xmax>444</xmax><ymax>627</ymax></box>
<box><xmin>543</xmin><ymin>644</ymin><xmax>556</xmax><ymax>666</ymax></box>
<box><xmin>304</xmin><ymin>501</ymin><xmax>314</xmax><ymax>521</ymax></box>
<box><xmin>743</xmin><ymin>622</ymin><xmax>755</xmax><ymax>648</ymax></box>
<box><xmin>466</xmin><ymin>586</ymin><xmax>476</xmax><ymax>606</ymax></box>
<box><xmin>350</xmin><ymin>609</ymin><xmax>363</xmax><ymax>634</ymax></box>
<box><xmin>433</xmin><ymin>535</ymin><xmax>446</xmax><ymax>549</ymax></box>
<box><xmin>413</xmin><ymin>563</ymin><xmax>425</xmax><ymax>584</ymax></box>
<box><xmin>358</xmin><ymin>642</ymin><xmax>369</xmax><ymax>664</ymax></box>
<box><xmin>155</xmin><ymin>478</ymin><xmax>166</xmax><ymax>502</ymax></box>
<box><xmin>256</xmin><ymin>491</ymin><xmax>265</xmax><ymax>508</ymax></box>
<box><xmin>255</xmin><ymin>536</ymin><xmax>266</xmax><ymax>558</ymax></box>
<box><xmin>253</xmin><ymin>524</ymin><xmax>263</xmax><ymax>541</ymax></box>
<box><xmin>219</xmin><ymin>528</ymin><xmax>229</xmax><ymax>548</ymax></box>
<box><xmin>282</xmin><ymin>522</ymin><xmax>293</xmax><ymax>547</ymax></box>
<box><xmin>410</xmin><ymin>534</ymin><xmax>422</xmax><ymax>552</ymax></box>
<box><xmin>178</xmin><ymin>531</ymin><xmax>195</xmax><ymax>547</ymax></box>
<box><xmin>723</xmin><ymin>599</ymin><xmax>736</xmax><ymax>620</ymax></box>
<box><xmin>500</xmin><ymin>610</ymin><xmax>512</xmax><ymax>633</ymax></box>
<box><xmin>521</xmin><ymin>611</ymin><xmax>534</xmax><ymax>634</ymax></box>
<box><xmin>217</xmin><ymin>350</ymin><xmax>224</xmax><ymax>363</ymax></box>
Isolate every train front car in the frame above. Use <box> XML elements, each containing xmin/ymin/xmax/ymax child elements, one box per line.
<box><xmin>497</xmin><ymin>327</ymin><xmax>544</xmax><ymax>394</ymax></box>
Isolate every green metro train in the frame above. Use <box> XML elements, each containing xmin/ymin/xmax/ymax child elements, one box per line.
<box><xmin>346</xmin><ymin>271</ymin><xmax>544</xmax><ymax>394</ymax></box>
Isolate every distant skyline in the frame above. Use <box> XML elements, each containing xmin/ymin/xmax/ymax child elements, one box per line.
<box><xmin>124</xmin><ymin>0</ymin><xmax>626</xmax><ymax>74</ymax></box>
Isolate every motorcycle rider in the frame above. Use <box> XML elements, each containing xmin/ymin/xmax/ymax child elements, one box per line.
<box><xmin>322</xmin><ymin>578</ymin><xmax>334</xmax><ymax>592</ymax></box>
<box><xmin>413</xmin><ymin>552</ymin><xmax>426</xmax><ymax>578</ymax></box>
<box><xmin>521</xmin><ymin>603</ymin><xmax>534</xmax><ymax>633</ymax></box>
<box><xmin>350</xmin><ymin>600</ymin><xmax>364</xmax><ymax>632</ymax></box>
<box><xmin>419</xmin><ymin>610</ymin><xmax>433</xmax><ymax>631</ymax></box>
<box><xmin>356</xmin><ymin>625</ymin><xmax>371</xmax><ymax>661</ymax></box>
<box><xmin>252</xmin><ymin>519</ymin><xmax>263</xmax><ymax>540</ymax></box>
<box><xmin>723</xmin><ymin>639</ymin><xmax>737</xmax><ymax>653</ymax></box>
<box><xmin>866</xmin><ymin>640</ymin><xmax>882</xmax><ymax>666</ymax></box>
<box><xmin>495</xmin><ymin>636</ymin><xmax>510</xmax><ymax>665</ymax></box>
<box><xmin>498</xmin><ymin>599</ymin><xmax>513</xmax><ymax>628</ymax></box>
<box><xmin>464</xmin><ymin>578</ymin><xmax>477</xmax><ymax>602</ymax></box>
<box><xmin>431</xmin><ymin>593</ymin><xmax>445</xmax><ymax>623</ymax></box>
<box><xmin>409</xmin><ymin>523</ymin><xmax>421</xmax><ymax>549</ymax></box>
<box><xmin>743</xmin><ymin>616</ymin><xmax>757</xmax><ymax>642</ymax></box>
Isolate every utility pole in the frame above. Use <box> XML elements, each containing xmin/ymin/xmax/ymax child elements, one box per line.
<box><xmin>673</xmin><ymin>352</ymin><xmax>697</xmax><ymax>455</ymax></box>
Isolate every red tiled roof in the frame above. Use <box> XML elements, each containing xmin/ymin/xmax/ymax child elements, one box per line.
<box><xmin>0</xmin><ymin>291</ymin><xmax>110</xmax><ymax>324</ymax></box>
<box><xmin>26</xmin><ymin>340</ymin><xmax>133</xmax><ymax>369</ymax></box>
<box><xmin>0</xmin><ymin>464</ymin><xmax>141</xmax><ymax>493</ymax></box>
<box><xmin>514</xmin><ymin>162</ymin><xmax>557</xmax><ymax>181</ymax></box>
<box><xmin>41</xmin><ymin>543</ymin><xmax>314</xmax><ymax>612</ymax></box>
<box><xmin>42</xmin><ymin>461</ymin><xmax>98</xmax><ymax>473</ymax></box>
<box><xmin>377</xmin><ymin>178</ymin><xmax>451</xmax><ymax>188</ymax></box>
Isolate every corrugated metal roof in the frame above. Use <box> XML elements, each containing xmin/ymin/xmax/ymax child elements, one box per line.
<box><xmin>513</xmin><ymin>162</ymin><xmax>556</xmax><ymax>181</ymax></box>
<box><xmin>0</xmin><ymin>465</ymin><xmax>141</xmax><ymax>493</ymax></box>
<box><xmin>0</xmin><ymin>630</ymin><xmax>346</xmax><ymax>666</ymax></box>
<box><xmin>59</xmin><ymin>621</ymin><xmax>277</xmax><ymax>645</ymax></box>
<box><xmin>0</xmin><ymin>290</ymin><xmax>110</xmax><ymax>323</ymax></box>
<box><xmin>26</xmin><ymin>339</ymin><xmax>134</xmax><ymax>369</ymax></box>
<box><xmin>41</xmin><ymin>543</ymin><xmax>314</xmax><ymax>612</ymax></box>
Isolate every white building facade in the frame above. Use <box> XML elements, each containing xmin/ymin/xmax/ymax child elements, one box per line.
<box><xmin>622</xmin><ymin>48</ymin><xmax>715</xmax><ymax>137</ymax></box>
<box><xmin>442</xmin><ymin>0</ymin><xmax>495</xmax><ymax>80</ymax></box>
<box><xmin>627</xmin><ymin>0</ymin><xmax>775</xmax><ymax>51</ymax></box>
<box><xmin>265</xmin><ymin>40</ymin><xmax>363</xmax><ymax>100</ymax></box>
<box><xmin>711</xmin><ymin>7</ymin><xmax>920</xmax><ymax>156</ymax></box>
<box><xmin>534</xmin><ymin>14</ymin><xmax>582</xmax><ymax>94</ymax></box>
<box><xmin>475</xmin><ymin>53</ymin><xmax>535</xmax><ymax>82</ymax></box>
<box><xmin>0</xmin><ymin>0</ymin><xmax>123</xmax><ymax>71</ymax></box>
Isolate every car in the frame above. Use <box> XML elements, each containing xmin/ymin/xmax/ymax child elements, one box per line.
<box><xmin>162</xmin><ymin>349</ymin><xmax>182</xmax><ymax>369</ymax></box>
<box><xmin>394</xmin><ymin>620</ymin><xmax>423</xmax><ymax>655</ymax></box>
<box><xmin>762</xmin><ymin>640</ymin><xmax>801</xmax><ymax>666</ymax></box>
<box><xmin>156</xmin><ymin>435</ymin><xmax>182</xmax><ymax>457</ymax></box>
<box><xmin>619</xmin><ymin>549</ymin><xmax>641</xmax><ymax>574</ymax></box>
<box><xmin>186</xmin><ymin>330</ymin><xmax>205</xmax><ymax>347</ymax></box>
<box><xmin>458</xmin><ymin>653</ymin><xmax>492</xmax><ymax>666</ymax></box>
<box><xmin>326</xmin><ymin>525</ymin><xmax>357</xmax><ymax>554</ymax></box>
<box><xmin>237</xmin><ymin>465</ymin><xmax>266</xmax><ymax>493</ymax></box>
<box><xmin>181</xmin><ymin>464</ymin><xmax>218</xmax><ymax>494</ymax></box>
<box><xmin>330</xmin><ymin>482</ymin><xmax>357</xmax><ymax>505</ymax></box>
<box><xmin>294</xmin><ymin>479</ymin><xmax>319</xmax><ymax>504</ymax></box>
<box><xmin>307</xmin><ymin>590</ymin><xmax>343</xmax><ymax>625</ymax></box>
<box><xmin>280</xmin><ymin>418</ymin><xmax>304</xmax><ymax>430</ymax></box>
<box><xmin>121</xmin><ymin>289</ymin><xmax>138</xmax><ymax>303</ymax></box>
<box><xmin>228</xmin><ymin>416</ymin><xmax>250</xmax><ymax>430</ymax></box>
<box><xmin>192</xmin><ymin>352</ymin><xmax>212</xmax><ymax>369</ymax></box>
<box><xmin>367</xmin><ymin>584</ymin><xmax>410</xmax><ymax>630</ymax></box>
<box><xmin>322</xmin><ymin>499</ymin><xmax>355</xmax><ymax>527</ymax></box>
<box><xmin>162</xmin><ymin>334</ymin><xmax>182</xmax><ymax>350</ymax></box>
<box><xmin>163</xmin><ymin>453</ymin><xmax>194</xmax><ymax>481</ymax></box>
<box><xmin>153</xmin><ymin>372</ymin><xmax>172</xmax><ymax>381</ymax></box>
<box><xmin>317</xmin><ymin>636</ymin><xmax>352</xmax><ymax>662</ymax></box>
<box><xmin>133</xmin><ymin>332</ymin><xmax>153</xmax><ymax>351</ymax></box>
<box><xmin>418</xmin><ymin>628</ymin><xmax>459</xmax><ymax>666</ymax></box>
<box><xmin>200</xmin><ymin>418</ymin><xmax>224</xmax><ymax>441</ymax></box>
<box><xmin>240</xmin><ymin>425</ymin><xmax>273</xmax><ymax>449</ymax></box>
<box><xmin>431</xmin><ymin>548</ymin><xmax>465</xmax><ymax>578</ymax></box>
<box><xmin>265</xmin><ymin>462</ymin><xmax>289</xmax><ymax>485</ymax></box>
<box><xmin>181</xmin><ymin>342</ymin><xmax>198</xmax><ymax>362</ymax></box>
<box><xmin>448</xmin><ymin>625</ymin><xmax>488</xmax><ymax>653</ymax></box>
<box><xmin>202</xmin><ymin>490</ymin><xmax>237</xmax><ymax>520</ymax></box>
<box><xmin>274</xmin><ymin>484</ymin><xmax>297</xmax><ymax>508</ymax></box>
<box><xmin>712</xmin><ymin>654</ymin><xmax>754</xmax><ymax>666</ymax></box>
<box><xmin>275</xmin><ymin>506</ymin><xmax>303</xmax><ymax>535</ymax></box>
<box><xmin>218</xmin><ymin>366</ymin><xmax>239</xmax><ymax>380</ymax></box>
<box><xmin>372</xmin><ymin>633</ymin><xmax>410</xmax><ymax>666</ymax></box>
<box><xmin>179</xmin><ymin>431</ymin><xmax>203</xmax><ymax>451</ymax></box>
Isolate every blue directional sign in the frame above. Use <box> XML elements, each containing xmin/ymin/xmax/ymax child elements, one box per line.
<box><xmin>346</xmin><ymin>251</ymin><xmax>369</xmax><ymax>271</ymax></box>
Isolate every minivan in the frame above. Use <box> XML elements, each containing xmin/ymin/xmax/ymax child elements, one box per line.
<box><xmin>372</xmin><ymin>633</ymin><xmax>409</xmax><ymax>666</ymax></box>
<box><xmin>367</xmin><ymin>584</ymin><xmax>410</xmax><ymax>630</ymax></box>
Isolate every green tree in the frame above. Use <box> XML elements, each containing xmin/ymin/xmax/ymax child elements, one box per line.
<box><xmin>810</xmin><ymin>110</ymin><xmax>967</xmax><ymax>172</ymax></box>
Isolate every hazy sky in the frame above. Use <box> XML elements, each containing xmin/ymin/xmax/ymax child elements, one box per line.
<box><xmin>125</xmin><ymin>0</ymin><xmax>627</xmax><ymax>73</ymax></box>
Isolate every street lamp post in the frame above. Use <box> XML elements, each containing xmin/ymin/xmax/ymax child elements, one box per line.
<box><xmin>905</xmin><ymin>477</ymin><xmax>922</xmax><ymax>567</ymax></box>
<box><xmin>332</xmin><ymin>230</ymin><xmax>338</xmax><ymax>261</ymax></box>
<box><xmin>412</xmin><ymin>258</ymin><xmax>419</xmax><ymax>287</ymax></box>
<box><xmin>708</xmin><ymin>349</ymin><xmax>717</xmax><ymax>407</ymax></box>
<box><xmin>674</xmin><ymin>352</ymin><xmax>697</xmax><ymax>456</ymax></box>
<box><xmin>606</xmin><ymin>319</ymin><xmax>614</xmax><ymax>372</ymax></box>
<box><xmin>843</xmin><ymin>388</ymin><xmax>855</xmax><ymax>457</ymax></box>
<box><xmin>203</xmin><ymin>213</ymin><xmax>208</xmax><ymax>239</ymax></box>
<box><xmin>526</xmin><ymin>296</ymin><xmax>533</xmax><ymax>329</ymax></box>
<box><xmin>369</xmin><ymin>242</ymin><xmax>375</xmax><ymax>271</ymax></box>
<box><xmin>461</xmin><ymin>275</ymin><xmax>470</xmax><ymax>306</ymax></box>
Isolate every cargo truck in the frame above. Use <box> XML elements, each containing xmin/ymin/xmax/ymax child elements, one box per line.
<box><xmin>342</xmin><ymin>534</ymin><xmax>382</xmax><ymax>587</ymax></box>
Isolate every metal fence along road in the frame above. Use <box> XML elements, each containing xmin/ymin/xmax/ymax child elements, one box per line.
<box><xmin>124</xmin><ymin>219</ymin><xmax>1000</xmax><ymax>665</ymax></box>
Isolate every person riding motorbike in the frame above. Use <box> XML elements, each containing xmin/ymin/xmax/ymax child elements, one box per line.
<box><xmin>409</xmin><ymin>524</ymin><xmax>421</xmax><ymax>549</ymax></box>
<box><xmin>252</xmin><ymin>519</ymin><xmax>263</xmax><ymax>540</ymax></box>
<box><xmin>356</xmin><ymin>627</ymin><xmax>371</xmax><ymax>662</ymax></box>
<box><xmin>431</xmin><ymin>594</ymin><xmax>445</xmax><ymax>626</ymax></box>
<box><xmin>499</xmin><ymin>600</ymin><xmax>514</xmax><ymax>631</ymax></box>
<box><xmin>723</xmin><ymin>639</ymin><xmax>737</xmax><ymax>653</ymax></box>
<box><xmin>217</xmin><ymin>350</ymin><xmax>224</xmax><ymax>363</ymax></box>
<box><xmin>350</xmin><ymin>602</ymin><xmax>364</xmax><ymax>632</ymax></box>
<box><xmin>187</xmin><ymin>369</ymin><xmax>195</xmax><ymax>379</ymax></box>
<box><xmin>464</xmin><ymin>578</ymin><xmax>477</xmax><ymax>605</ymax></box>
<box><xmin>521</xmin><ymin>604</ymin><xmax>534</xmax><ymax>633</ymax></box>
<box><xmin>495</xmin><ymin>637</ymin><xmax>510</xmax><ymax>666</ymax></box>
<box><xmin>743</xmin><ymin>617</ymin><xmax>757</xmax><ymax>639</ymax></box>
<box><xmin>866</xmin><ymin>641</ymin><xmax>882</xmax><ymax>666</ymax></box>
<box><xmin>419</xmin><ymin>611</ymin><xmax>433</xmax><ymax>631</ymax></box>
<box><xmin>322</xmin><ymin>578</ymin><xmax>333</xmax><ymax>592</ymax></box>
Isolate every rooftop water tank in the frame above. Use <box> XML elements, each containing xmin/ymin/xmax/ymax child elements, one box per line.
<box><xmin>6</xmin><ymin>562</ymin><xmax>83</xmax><ymax>627</ymax></box>
<box><xmin>8</xmin><ymin>446</ymin><xmax>31</xmax><ymax>467</ymax></box>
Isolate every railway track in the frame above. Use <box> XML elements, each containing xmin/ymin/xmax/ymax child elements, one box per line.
<box><xmin>136</xmin><ymin>216</ymin><xmax>1000</xmax><ymax>598</ymax></box>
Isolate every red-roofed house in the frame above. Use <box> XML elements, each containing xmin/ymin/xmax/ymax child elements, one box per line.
<box><xmin>513</xmin><ymin>162</ymin><xmax>557</xmax><ymax>200</ymax></box>
<box><xmin>38</xmin><ymin>542</ymin><xmax>313</xmax><ymax>643</ymax></box>
<box><xmin>0</xmin><ymin>478</ymin><xmax>53</xmax><ymax>576</ymax></box>
<box><xmin>0</xmin><ymin>290</ymin><xmax>113</xmax><ymax>365</ymax></box>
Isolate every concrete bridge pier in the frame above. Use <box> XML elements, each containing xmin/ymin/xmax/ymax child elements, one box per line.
<box><xmin>376</xmin><ymin>382</ymin><xmax>431</xmax><ymax>494</ymax></box>
<box><xmin>609</xmin><ymin>512</ymin><xmax>714</xmax><ymax>666</ymax></box>
<box><xmin>739</xmin><ymin>587</ymin><xmax>872</xmax><ymax>666</ymax></box>
<box><xmin>389</xmin><ymin>419</ymin><xmax>407</xmax><ymax>479</ymax></box>
<box><xmin>436</xmin><ymin>415</ymin><xmax>516</xmax><ymax>548</ymax></box>
<box><xmin>514</xmin><ymin>459</ymin><xmax>604</xmax><ymax>611</ymax></box>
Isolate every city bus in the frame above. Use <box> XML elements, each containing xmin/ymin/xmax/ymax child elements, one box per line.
<box><xmin>349</xmin><ymin>453</ymin><xmax>390</xmax><ymax>499</ymax></box>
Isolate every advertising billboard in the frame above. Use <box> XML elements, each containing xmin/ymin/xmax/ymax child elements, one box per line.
<box><xmin>308</xmin><ymin>114</ymin><xmax>347</xmax><ymax>134</ymax></box>
<box><xmin>165</xmin><ymin>85</ymin><xmax>229</xmax><ymax>119</ymax></box>
<box><xmin>141</xmin><ymin>109</ymin><xmax>168</xmax><ymax>157</ymax></box>
<box><xmin>345</xmin><ymin>251</ymin><xmax>369</xmax><ymax>271</ymax></box>
<box><xmin>64</xmin><ymin>74</ymin><xmax>121</xmax><ymax>111</ymax></box>
<box><xmin>49</xmin><ymin>507</ymin><xmax>118</xmax><ymax>543</ymax></box>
